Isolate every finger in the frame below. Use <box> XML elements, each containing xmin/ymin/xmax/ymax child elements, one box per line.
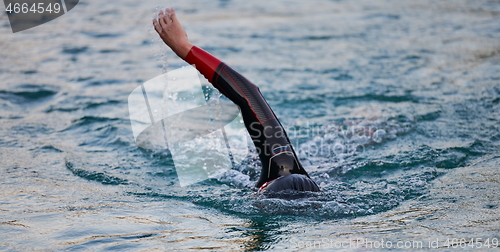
<box><xmin>170</xmin><ymin>8</ymin><xmax>178</xmax><ymax>23</ymax></box>
<box><xmin>159</xmin><ymin>11</ymin><xmax>168</xmax><ymax>28</ymax></box>
<box><xmin>165</xmin><ymin>8</ymin><xmax>172</xmax><ymax>24</ymax></box>
<box><xmin>153</xmin><ymin>19</ymin><xmax>162</xmax><ymax>33</ymax></box>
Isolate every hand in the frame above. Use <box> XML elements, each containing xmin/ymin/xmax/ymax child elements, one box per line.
<box><xmin>153</xmin><ymin>8</ymin><xmax>193</xmax><ymax>59</ymax></box>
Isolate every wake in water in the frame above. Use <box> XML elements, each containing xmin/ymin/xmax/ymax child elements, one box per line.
<box><xmin>216</xmin><ymin>114</ymin><xmax>416</xmax><ymax>185</ymax></box>
<box><xmin>206</xmin><ymin>114</ymin><xmax>427</xmax><ymax>218</ymax></box>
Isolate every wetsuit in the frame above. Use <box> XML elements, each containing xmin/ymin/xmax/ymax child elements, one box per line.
<box><xmin>184</xmin><ymin>46</ymin><xmax>320</xmax><ymax>192</ymax></box>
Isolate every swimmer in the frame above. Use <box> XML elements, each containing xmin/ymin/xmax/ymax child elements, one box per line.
<box><xmin>153</xmin><ymin>8</ymin><xmax>320</xmax><ymax>193</ymax></box>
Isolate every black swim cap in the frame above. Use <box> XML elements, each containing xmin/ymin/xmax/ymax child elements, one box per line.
<box><xmin>259</xmin><ymin>174</ymin><xmax>320</xmax><ymax>193</ymax></box>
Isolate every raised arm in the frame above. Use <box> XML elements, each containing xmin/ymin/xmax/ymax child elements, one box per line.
<box><xmin>152</xmin><ymin>8</ymin><xmax>318</xmax><ymax>191</ymax></box>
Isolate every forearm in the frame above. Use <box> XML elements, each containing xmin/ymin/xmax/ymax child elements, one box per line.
<box><xmin>184</xmin><ymin>46</ymin><xmax>222</xmax><ymax>82</ymax></box>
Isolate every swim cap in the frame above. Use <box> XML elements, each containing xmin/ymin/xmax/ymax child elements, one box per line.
<box><xmin>259</xmin><ymin>174</ymin><xmax>320</xmax><ymax>193</ymax></box>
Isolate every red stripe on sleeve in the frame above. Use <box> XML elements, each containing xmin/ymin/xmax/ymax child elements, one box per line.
<box><xmin>184</xmin><ymin>46</ymin><xmax>222</xmax><ymax>82</ymax></box>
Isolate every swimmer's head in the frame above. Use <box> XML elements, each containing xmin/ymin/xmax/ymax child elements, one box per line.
<box><xmin>259</xmin><ymin>174</ymin><xmax>321</xmax><ymax>193</ymax></box>
<box><xmin>256</xmin><ymin>150</ymin><xmax>308</xmax><ymax>188</ymax></box>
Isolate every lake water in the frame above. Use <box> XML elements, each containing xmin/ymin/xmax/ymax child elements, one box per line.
<box><xmin>1</xmin><ymin>0</ymin><xmax>499</xmax><ymax>250</ymax></box>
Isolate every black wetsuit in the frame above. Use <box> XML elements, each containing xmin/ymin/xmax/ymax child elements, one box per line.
<box><xmin>184</xmin><ymin>46</ymin><xmax>319</xmax><ymax>192</ymax></box>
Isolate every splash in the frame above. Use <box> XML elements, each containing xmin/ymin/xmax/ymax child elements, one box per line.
<box><xmin>297</xmin><ymin>115</ymin><xmax>416</xmax><ymax>164</ymax></box>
